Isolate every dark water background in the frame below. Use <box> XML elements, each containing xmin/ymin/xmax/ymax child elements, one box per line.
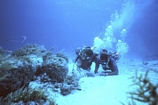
<box><xmin>0</xmin><ymin>0</ymin><xmax>157</xmax><ymax>59</ymax></box>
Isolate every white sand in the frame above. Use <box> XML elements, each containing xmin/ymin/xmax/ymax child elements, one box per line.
<box><xmin>29</xmin><ymin>59</ymin><xmax>158</xmax><ymax>105</ymax></box>
<box><xmin>55</xmin><ymin>60</ymin><xmax>158</xmax><ymax>105</ymax></box>
<box><xmin>56</xmin><ymin>75</ymin><xmax>132</xmax><ymax>105</ymax></box>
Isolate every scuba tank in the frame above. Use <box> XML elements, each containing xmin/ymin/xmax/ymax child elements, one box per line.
<box><xmin>78</xmin><ymin>46</ymin><xmax>93</xmax><ymax>60</ymax></box>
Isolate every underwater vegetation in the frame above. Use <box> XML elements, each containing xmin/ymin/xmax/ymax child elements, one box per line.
<box><xmin>0</xmin><ymin>43</ymin><xmax>81</xmax><ymax>104</ymax></box>
<box><xmin>122</xmin><ymin>69</ymin><xmax>158</xmax><ymax>105</ymax></box>
<box><xmin>0</xmin><ymin>87</ymin><xmax>56</xmax><ymax>105</ymax></box>
<box><xmin>59</xmin><ymin>68</ymin><xmax>82</xmax><ymax>96</ymax></box>
<box><xmin>0</xmin><ymin>58</ymin><xmax>35</xmax><ymax>97</ymax></box>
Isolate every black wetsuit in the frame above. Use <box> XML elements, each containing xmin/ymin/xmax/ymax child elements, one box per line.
<box><xmin>101</xmin><ymin>57</ymin><xmax>118</xmax><ymax>75</ymax></box>
<box><xmin>98</xmin><ymin>55</ymin><xmax>119</xmax><ymax>75</ymax></box>
<box><xmin>75</xmin><ymin>53</ymin><xmax>99</xmax><ymax>72</ymax></box>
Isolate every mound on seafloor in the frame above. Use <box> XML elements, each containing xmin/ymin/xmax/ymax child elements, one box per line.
<box><xmin>1</xmin><ymin>43</ymin><xmax>157</xmax><ymax>105</ymax></box>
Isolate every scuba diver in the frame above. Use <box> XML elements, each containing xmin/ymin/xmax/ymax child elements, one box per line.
<box><xmin>96</xmin><ymin>49</ymin><xmax>120</xmax><ymax>76</ymax></box>
<box><xmin>74</xmin><ymin>46</ymin><xmax>99</xmax><ymax>74</ymax></box>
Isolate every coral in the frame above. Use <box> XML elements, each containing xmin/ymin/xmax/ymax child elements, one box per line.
<box><xmin>35</xmin><ymin>62</ymin><xmax>68</xmax><ymax>83</ymax></box>
<box><xmin>35</xmin><ymin>50</ymin><xmax>69</xmax><ymax>83</ymax></box>
<box><xmin>10</xmin><ymin>44</ymin><xmax>47</xmax><ymax>69</ymax></box>
<box><xmin>0</xmin><ymin>65</ymin><xmax>35</xmax><ymax>97</ymax></box>
<box><xmin>0</xmin><ymin>46</ymin><xmax>36</xmax><ymax>97</ymax></box>
<box><xmin>0</xmin><ymin>74</ymin><xmax>9</xmax><ymax>82</ymax></box>
<box><xmin>127</xmin><ymin>70</ymin><xmax>158</xmax><ymax>105</ymax></box>
<box><xmin>0</xmin><ymin>87</ymin><xmax>57</xmax><ymax>105</ymax></box>
<box><xmin>0</xmin><ymin>47</ymin><xmax>12</xmax><ymax>63</ymax></box>
<box><xmin>11</xmin><ymin>43</ymin><xmax>47</xmax><ymax>57</ymax></box>
<box><xmin>55</xmin><ymin>52</ymin><xmax>69</xmax><ymax>63</ymax></box>
<box><xmin>60</xmin><ymin>68</ymin><xmax>81</xmax><ymax>96</ymax></box>
<box><xmin>0</xmin><ymin>61</ymin><xmax>18</xmax><ymax>71</ymax></box>
<box><xmin>0</xmin><ymin>43</ymin><xmax>70</xmax><ymax>98</ymax></box>
<box><xmin>10</xmin><ymin>43</ymin><xmax>69</xmax><ymax>84</ymax></box>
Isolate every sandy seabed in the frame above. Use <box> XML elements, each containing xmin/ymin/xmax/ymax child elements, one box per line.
<box><xmin>55</xmin><ymin>59</ymin><xmax>158</xmax><ymax>105</ymax></box>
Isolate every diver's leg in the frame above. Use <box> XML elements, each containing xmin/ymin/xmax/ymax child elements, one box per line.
<box><xmin>108</xmin><ymin>58</ymin><xmax>119</xmax><ymax>75</ymax></box>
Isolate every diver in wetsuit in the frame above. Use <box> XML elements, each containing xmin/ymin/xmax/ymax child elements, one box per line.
<box><xmin>96</xmin><ymin>49</ymin><xmax>120</xmax><ymax>76</ymax></box>
<box><xmin>74</xmin><ymin>46</ymin><xmax>99</xmax><ymax>73</ymax></box>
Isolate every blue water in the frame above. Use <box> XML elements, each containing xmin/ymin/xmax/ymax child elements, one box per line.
<box><xmin>0</xmin><ymin>0</ymin><xmax>157</xmax><ymax>58</ymax></box>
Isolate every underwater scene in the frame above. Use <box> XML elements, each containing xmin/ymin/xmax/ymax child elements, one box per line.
<box><xmin>0</xmin><ymin>0</ymin><xmax>158</xmax><ymax>105</ymax></box>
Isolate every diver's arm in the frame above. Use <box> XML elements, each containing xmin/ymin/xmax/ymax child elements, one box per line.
<box><xmin>107</xmin><ymin>58</ymin><xmax>119</xmax><ymax>75</ymax></box>
<box><xmin>94</xmin><ymin>56</ymin><xmax>100</xmax><ymax>74</ymax></box>
<box><xmin>94</xmin><ymin>62</ymin><xmax>99</xmax><ymax>74</ymax></box>
<box><xmin>106</xmin><ymin>70</ymin><xmax>118</xmax><ymax>75</ymax></box>
<box><xmin>74</xmin><ymin>56</ymin><xmax>80</xmax><ymax>63</ymax></box>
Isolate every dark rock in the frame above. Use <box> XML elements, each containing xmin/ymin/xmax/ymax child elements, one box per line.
<box><xmin>0</xmin><ymin>65</ymin><xmax>35</xmax><ymax>97</ymax></box>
